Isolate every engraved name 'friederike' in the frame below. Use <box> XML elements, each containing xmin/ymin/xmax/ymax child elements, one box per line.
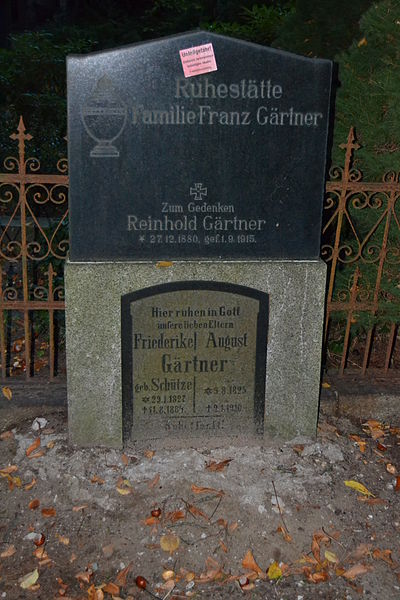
<box><xmin>131</xmin><ymin>77</ymin><xmax>324</xmax><ymax>127</ymax></box>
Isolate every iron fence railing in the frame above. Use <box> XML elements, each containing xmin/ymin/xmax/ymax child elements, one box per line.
<box><xmin>0</xmin><ymin>118</ymin><xmax>398</xmax><ymax>379</ymax></box>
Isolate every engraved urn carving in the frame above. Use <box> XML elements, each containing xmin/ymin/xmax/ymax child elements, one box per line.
<box><xmin>81</xmin><ymin>76</ymin><xmax>127</xmax><ymax>157</ymax></box>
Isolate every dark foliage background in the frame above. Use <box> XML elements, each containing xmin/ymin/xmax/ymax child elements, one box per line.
<box><xmin>4</xmin><ymin>0</ymin><xmax>398</xmax><ymax>176</ymax></box>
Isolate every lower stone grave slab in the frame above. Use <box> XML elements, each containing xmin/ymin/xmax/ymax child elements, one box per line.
<box><xmin>65</xmin><ymin>260</ymin><xmax>326</xmax><ymax>448</ymax></box>
<box><xmin>121</xmin><ymin>282</ymin><xmax>268</xmax><ymax>442</ymax></box>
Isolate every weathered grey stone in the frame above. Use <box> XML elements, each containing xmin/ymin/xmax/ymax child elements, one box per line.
<box><xmin>65</xmin><ymin>259</ymin><xmax>326</xmax><ymax>447</ymax></box>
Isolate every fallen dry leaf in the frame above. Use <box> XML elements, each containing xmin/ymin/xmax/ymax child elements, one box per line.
<box><xmin>311</xmin><ymin>530</ymin><xmax>330</xmax><ymax>564</ymax></box>
<box><xmin>33</xmin><ymin>546</ymin><xmax>47</xmax><ymax>559</ymax></box>
<box><xmin>42</xmin><ymin>507</ymin><xmax>56</xmax><ymax>517</ymax></box>
<box><xmin>121</xmin><ymin>453</ymin><xmax>129</xmax><ymax>466</ymax></box>
<box><xmin>167</xmin><ymin>509</ymin><xmax>185</xmax><ymax>523</ymax></box>
<box><xmin>116</xmin><ymin>487</ymin><xmax>132</xmax><ymax>496</ymax></box>
<box><xmin>0</xmin><ymin>544</ymin><xmax>16</xmax><ymax>558</ymax></box>
<box><xmin>205</xmin><ymin>458</ymin><xmax>232</xmax><ymax>472</ymax></box>
<box><xmin>2</xmin><ymin>386</ymin><xmax>12</xmax><ymax>401</ymax></box>
<box><xmin>29</xmin><ymin>499</ymin><xmax>40</xmax><ymax>510</ymax></box>
<box><xmin>19</xmin><ymin>568</ymin><xmax>39</xmax><ymax>589</ymax></box>
<box><xmin>116</xmin><ymin>478</ymin><xmax>133</xmax><ymax>495</ymax></box>
<box><xmin>386</xmin><ymin>463</ymin><xmax>397</xmax><ymax>475</ymax></box>
<box><xmin>75</xmin><ymin>571</ymin><xmax>92</xmax><ymax>584</ymax></box>
<box><xmin>25</xmin><ymin>478</ymin><xmax>37</xmax><ymax>491</ymax></box>
<box><xmin>349</xmin><ymin>434</ymin><xmax>367</xmax><ymax>453</ymax></box>
<box><xmin>56</xmin><ymin>534</ymin><xmax>70</xmax><ymax>545</ymax></box>
<box><xmin>91</xmin><ymin>475</ymin><xmax>105</xmax><ymax>485</ymax></box>
<box><xmin>46</xmin><ymin>440</ymin><xmax>55</xmax><ymax>449</ymax></box>
<box><xmin>217</xmin><ymin>518</ymin><xmax>228</xmax><ymax>528</ymax></box>
<box><xmin>29</xmin><ymin>449</ymin><xmax>46</xmax><ymax>459</ymax></box>
<box><xmin>87</xmin><ymin>584</ymin><xmax>104</xmax><ymax>600</ymax></box>
<box><xmin>160</xmin><ymin>533</ymin><xmax>180</xmax><ymax>553</ymax></box>
<box><xmin>229</xmin><ymin>521</ymin><xmax>239</xmax><ymax>533</ymax></box>
<box><xmin>0</xmin><ymin>430</ymin><xmax>14</xmax><ymax>440</ymax></box>
<box><xmin>162</xmin><ymin>570</ymin><xmax>175</xmax><ymax>581</ymax></box>
<box><xmin>363</xmin><ymin>420</ymin><xmax>385</xmax><ymax>440</ymax></box>
<box><xmin>277</xmin><ymin>525</ymin><xmax>292</xmax><ymax>543</ymax></box>
<box><xmin>197</xmin><ymin>557</ymin><xmax>223</xmax><ymax>583</ymax></box>
<box><xmin>372</xmin><ymin>548</ymin><xmax>394</xmax><ymax>566</ymax></box>
<box><xmin>219</xmin><ymin>539</ymin><xmax>228</xmax><ymax>553</ymax></box>
<box><xmin>6</xmin><ymin>474</ymin><xmax>21</xmax><ymax>490</ymax></box>
<box><xmin>304</xmin><ymin>568</ymin><xmax>329</xmax><ymax>583</ymax></box>
<box><xmin>344</xmin><ymin>480</ymin><xmax>374</xmax><ymax>497</ymax></box>
<box><xmin>292</xmin><ymin>444</ymin><xmax>304</xmax><ymax>455</ymax></box>
<box><xmin>57</xmin><ymin>577</ymin><xmax>68</xmax><ymax>595</ymax></box>
<box><xmin>115</xmin><ymin>562</ymin><xmax>133</xmax><ymax>586</ymax></box>
<box><xmin>187</xmin><ymin>503</ymin><xmax>210</xmax><ymax>522</ymax></box>
<box><xmin>242</xmin><ymin>549</ymin><xmax>264</xmax><ymax>576</ymax></box>
<box><xmin>0</xmin><ymin>465</ymin><xmax>18</xmax><ymax>475</ymax></box>
<box><xmin>325</xmin><ymin>550</ymin><xmax>339</xmax><ymax>563</ymax></box>
<box><xmin>241</xmin><ymin>582</ymin><xmax>255</xmax><ymax>591</ymax></box>
<box><xmin>156</xmin><ymin>261</ymin><xmax>173</xmax><ymax>268</ymax></box>
<box><xmin>191</xmin><ymin>483</ymin><xmax>224</xmax><ymax>496</ymax></box>
<box><xmin>267</xmin><ymin>562</ymin><xmax>283</xmax><ymax>580</ymax></box>
<box><xmin>144</xmin><ymin>515</ymin><xmax>160</xmax><ymax>526</ymax></box>
<box><xmin>395</xmin><ymin>476</ymin><xmax>400</xmax><ymax>492</ymax></box>
<box><xmin>26</xmin><ymin>438</ymin><xmax>40</xmax><ymax>457</ymax></box>
<box><xmin>103</xmin><ymin>582</ymin><xmax>120</xmax><ymax>595</ymax></box>
<box><xmin>341</xmin><ymin>563</ymin><xmax>372</xmax><ymax>580</ymax></box>
<box><xmin>144</xmin><ymin>449</ymin><xmax>155</xmax><ymax>459</ymax></box>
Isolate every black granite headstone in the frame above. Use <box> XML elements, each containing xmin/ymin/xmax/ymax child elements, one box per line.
<box><xmin>67</xmin><ymin>31</ymin><xmax>332</xmax><ymax>260</ymax></box>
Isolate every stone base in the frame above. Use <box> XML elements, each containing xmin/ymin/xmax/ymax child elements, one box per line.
<box><xmin>65</xmin><ymin>260</ymin><xmax>326</xmax><ymax>447</ymax></box>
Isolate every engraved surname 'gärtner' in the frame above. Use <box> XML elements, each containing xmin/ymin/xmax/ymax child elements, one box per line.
<box><xmin>161</xmin><ymin>354</ymin><xmax>228</xmax><ymax>373</ymax></box>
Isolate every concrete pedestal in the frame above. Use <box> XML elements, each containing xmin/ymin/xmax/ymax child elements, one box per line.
<box><xmin>65</xmin><ymin>260</ymin><xmax>326</xmax><ymax>447</ymax></box>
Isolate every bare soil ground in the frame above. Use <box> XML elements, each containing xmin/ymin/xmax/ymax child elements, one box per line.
<box><xmin>0</xmin><ymin>403</ymin><xmax>399</xmax><ymax>600</ymax></box>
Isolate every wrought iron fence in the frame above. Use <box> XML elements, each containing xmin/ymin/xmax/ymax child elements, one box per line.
<box><xmin>0</xmin><ymin>118</ymin><xmax>398</xmax><ymax>380</ymax></box>
<box><xmin>0</xmin><ymin>118</ymin><xmax>68</xmax><ymax>380</ymax></box>
<box><xmin>324</xmin><ymin>128</ymin><xmax>400</xmax><ymax>374</ymax></box>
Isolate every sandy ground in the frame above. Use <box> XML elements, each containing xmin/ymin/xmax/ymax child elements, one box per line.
<box><xmin>0</xmin><ymin>402</ymin><xmax>399</xmax><ymax>600</ymax></box>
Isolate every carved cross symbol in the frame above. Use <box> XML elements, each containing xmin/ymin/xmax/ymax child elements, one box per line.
<box><xmin>190</xmin><ymin>183</ymin><xmax>207</xmax><ymax>201</ymax></box>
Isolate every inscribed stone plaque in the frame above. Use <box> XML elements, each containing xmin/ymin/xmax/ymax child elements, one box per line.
<box><xmin>67</xmin><ymin>30</ymin><xmax>332</xmax><ymax>261</ymax></box>
<box><xmin>121</xmin><ymin>282</ymin><xmax>268</xmax><ymax>442</ymax></box>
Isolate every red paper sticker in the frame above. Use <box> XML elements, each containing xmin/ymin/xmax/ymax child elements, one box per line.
<box><xmin>179</xmin><ymin>43</ymin><xmax>217</xmax><ymax>78</ymax></box>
